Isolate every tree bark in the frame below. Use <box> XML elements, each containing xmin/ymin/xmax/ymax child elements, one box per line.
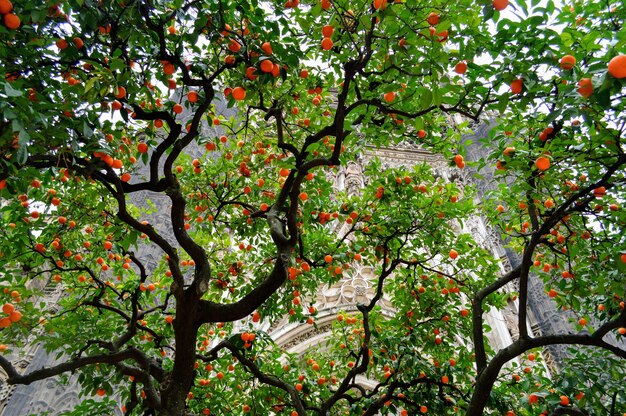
<box><xmin>160</xmin><ymin>292</ymin><xmax>200</xmax><ymax>415</ymax></box>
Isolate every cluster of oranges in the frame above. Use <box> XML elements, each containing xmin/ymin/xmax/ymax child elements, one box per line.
<box><xmin>0</xmin><ymin>302</ymin><xmax>22</xmax><ymax>329</ymax></box>
<box><xmin>0</xmin><ymin>0</ymin><xmax>19</xmax><ymax>29</ymax></box>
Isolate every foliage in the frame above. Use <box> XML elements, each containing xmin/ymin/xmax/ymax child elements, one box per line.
<box><xmin>0</xmin><ymin>0</ymin><xmax>625</xmax><ymax>415</ymax></box>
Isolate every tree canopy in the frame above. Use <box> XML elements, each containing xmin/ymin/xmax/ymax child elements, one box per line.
<box><xmin>1</xmin><ymin>0</ymin><xmax>626</xmax><ymax>415</ymax></box>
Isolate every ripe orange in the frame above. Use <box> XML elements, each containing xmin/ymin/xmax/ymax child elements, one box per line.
<box><xmin>559</xmin><ymin>396</ymin><xmax>570</xmax><ymax>406</ymax></box>
<box><xmin>299</xmin><ymin>192</ymin><xmax>308</xmax><ymax>201</ymax></box>
<box><xmin>260</xmin><ymin>59</ymin><xmax>274</xmax><ymax>73</ymax></box>
<box><xmin>2</xmin><ymin>303</ymin><xmax>14</xmax><ymax>314</ymax></box>
<box><xmin>373</xmin><ymin>0</ymin><xmax>387</xmax><ymax>10</ymax></box>
<box><xmin>187</xmin><ymin>91</ymin><xmax>199</xmax><ymax>103</ymax></box>
<box><xmin>454</xmin><ymin>61</ymin><xmax>467</xmax><ymax>74</ymax></box>
<box><xmin>73</xmin><ymin>37</ymin><xmax>84</xmax><ymax>49</ymax></box>
<box><xmin>453</xmin><ymin>154</ymin><xmax>464</xmax><ymax>168</ymax></box>
<box><xmin>321</xmin><ymin>37</ymin><xmax>333</xmax><ymax>50</ymax></box>
<box><xmin>232</xmin><ymin>87</ymin><xmax>246</xmax><ymax>101</ymax></box>
<box><xmin>608</xmin><ymin>55</ymin><xmax>626</xmax><ymax>78</ymax></box>
<box><xmin>299</xmin><ymin>69</ymin><xmax>309</xmax><ymax>78</ymax></box>
<box><xmin>560</xmin><ymin>55</ymin><xmax>576</xmax><ymax>70</ymax></box>
<box><xmin>228</xmin><ymin>39</ymin><xmax>241</xmax><ymax>52</ymax></box>
<box><xmin>535</xmin><ymin>156</ymin><xmax>550</xmax><ymax>171</ymax></box>
<box><xmin>0</xmin><ymin>0</ymin><xmax>12</xmax><ymax>14</ymax></box>
<box><xmin>548</xmin><ymin>289</ymin><xmax>557</xmax><ymax>298</ymax></box>
<box><xmin>383</xmin><ymin>91</ymin><xmax>396</xmax><ymax>103</ymax></box>
<box><xmin>324</xmin><ymin>254</ymin><xmax>333</xmax><ymax>263</ymax></box>
<box><xmin>493</xmin><ymin>0</ymin><xmax>508</xmax><ymax>11</ymax></box>
<box><xmin>510</xmin><ymin>78</ymin><xmax>523</xmax><ymax>94</ymax></box>
<box><xmin>9</xmin><ymin>310</ymin><xmax>21</xmax><ymax>322</ymax></box>
<box><xmin>261</xmin><ymin>41</ymin><xmax>273</xmax><ymax>55</ymax></box>
<box><xmin>173</xmin><ymin>104</ymin><xmax>183</xmax><ymax>114</ymax></box>
<box><xmin>449</xmin><ymin>249</ymin><xmax>458</xmax><ymax>259</ymax></box>
<box><xmin>137</xmin><ymin>142</ymin><xmax>149</xmax><ymax>153</ymax></box>
<box><xmin>427</xmin><ymin>12</ymin><xmax>439</xmax><ymax>26</ymax></box>
<box><xmin>322</xmin><ymin>25</ymin><xmax>334</xmax><ymax>37</ymax></box>
<box><xmin>417</xmin><ymin>129</ymin><xmax>427</xmax><ymax>138</ymax></box>
<box><xmin>577</xmin><ymin>78</ymin><xmax>593</xmax><ymax>98</ymax></box>
<box><xmin>56</xmin><ymin>38</ymin><xmax>68</xmax><ymax>50</ymax></box>
<box><xmin>3</xmin><ymin>13</ymin><xmax>19</xmax><ymax>29</ymax></box>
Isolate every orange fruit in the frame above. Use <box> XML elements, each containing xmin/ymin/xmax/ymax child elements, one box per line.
<box><xmin>322</xmin><ymin>25</ymin><xmax>334</xmax><ymax>37</ymax></box>
<box><xmin>56</xmin><ymin>39</ymin><xmax>68</xmax><ymax>49</ymax></box>
<box><xmin>0</xmin><ymin>0</ymin><xmax>13</xmax><ymax>14</ymax></box>
<box><xmin>137</xmin><ymin>142</ymin><xmax>149</xmax><ymax>153</ymax></box>
<box><xmin>577</xmin><ymin>78</ymin><xmax>593</xmax><ymax>98</ymax></box>
<box><xmin>9</xmin><ymin>310</ymin><xmax>21</xmax><ymax>322</ymax></box>
<box><xmin>454</xmin><ymin>61</ymin><xmax>467</xmax><ymax>74</ymax></box>
<box><xmin>383</xmin><ymin>91</ymin><xmax>396</xmax><ymax>103</ymax></box>
<box><xmin>608</xmin><ymin>55</ymin><xmax>626</xmax><ymax>79</ymax></box>
<box><xmin>560</xmin><ymin>55</ymin><xmax>576</xmax><ymax>70</ymax></box>
<box><xmin>427</xmin><ymin>12</ymin><xmax>439</xmax><ymax>26</ymax></box>
<box><xmin>115</xmin><ymin>86</ymin><xmax>126</xmax><ymax>99</ymax></box>
<box><xmin>232</xmin><ymin>87</ymin><xmax>246</xmax><ymax>101</ymax></box>
<box><xmin>261</xmin><ymin>41</ymin><xmax>273</xmax><ymax>55</ymax></box>
<box><xmin>535</xmin><ymin>156</ymin><xmax>550</xmax><ymax>171</ymax></box>
<box><xmin>3</xmin><ymin>13</ymin><xmax>19</xmax><ymax>29</ymax></box>
<box><xmin>228</xmin><ymin>39</ymin><xmax>241</xmax><ymax>52</ymax></box>
<box><xmin>173</xmin><ymin>103</ymin><xmax>183</xmax><ymax>114</ymax></box>
<box><xmin>73</xmin><ymin>37</ymin><xmax>84</xmax><ymax>49</ymax></box>
<box><xmin>510</xmin><ymin>78</ymin><xmax>523</xmax><ymax>94</ymax></box>
<box><xmin>453</xmin><ymin>154</ymin><xmax>464</xmax><ymax>167</ymax></box>
<box><xmin>493</xmin><ymin>0</ymin><xmax>508</xmax><ymax>11</ymax></box>
<box><xmin>187</xmin><ymin>91</ymin><xmax>199</xmax><ymax>103</ymax></box>
<box><xmin>373</xmin><ymin>0</ymin><xmax>387</xmax><ymax>10</ymax></box>
<box><xmin>2</xmin><ymin>303</ymin><xmax>14</xmax><ymax>314</ymax></box>
<box><xmin>449</xmin><ymin>249</ymin><xmax>458</xmax><ymax>259</ymax></box>
<box><xmin>321</xmin><ymin>37</ymin><xmax>333</xmax><ymax>50</ymax></box>
<box><xmin>559</xmin><ymin>396</ymin><xmax>569</xmax><ymax>406</ymax></box>
<box><xmin>163</xmin><ymin>62</ymin><xmax>175</xmax><ymax>75</ymax></box>
<box><xmin>260</xmin><ymin>59</ymin><xmax>274</xmax><ymax>73</ymax></box>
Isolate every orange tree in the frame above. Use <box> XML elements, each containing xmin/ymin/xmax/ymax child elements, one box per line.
<box><xmin>1</xmin><ymin>0</ymin><xmax>625</xmax><ymax>415</ymax></box>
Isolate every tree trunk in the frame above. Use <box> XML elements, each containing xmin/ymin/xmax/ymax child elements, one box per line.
<box><xmin>160</xmin><ymin>294</ymin><xmax>200</xmax><ymax>415</ymax></box>
<box><xmin>465</xmin><ymin>365</ymin><xmax>501</xmax><ymax>416</ymax></box>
